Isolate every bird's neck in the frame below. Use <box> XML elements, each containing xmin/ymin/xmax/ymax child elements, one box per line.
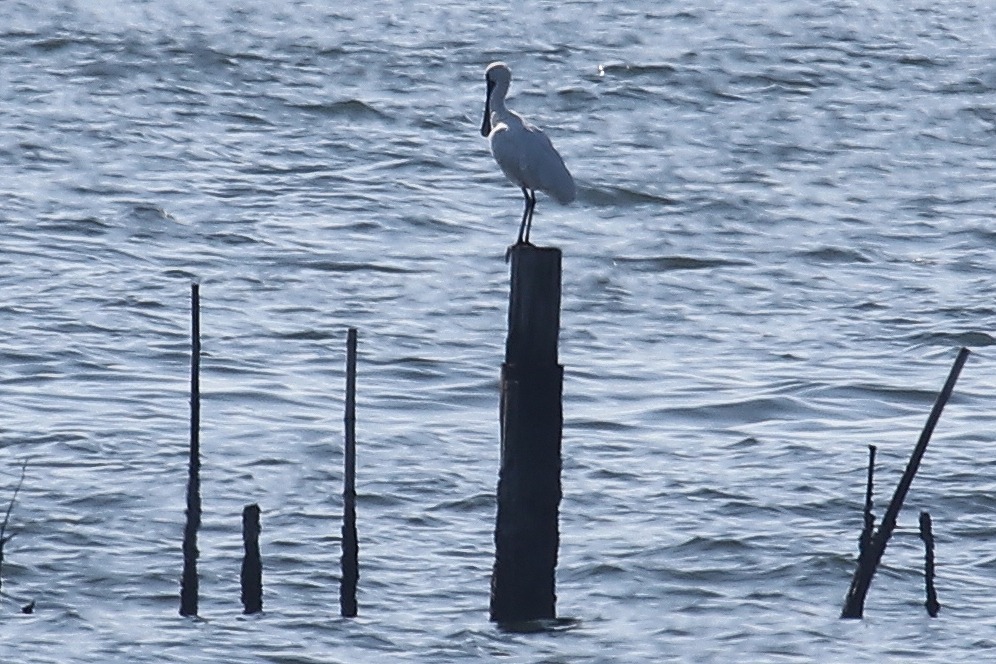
<box><xmin>489</xmin><ymin>99</ymin><xmax>525</xmax><ymax>133</ymax></box>
<box><xmin>488</xmin><ymin>82</ymin><xmax>512</xmax><ymax>120</ymax></box>
<box><xmin>488</xmin><ymin>95</ymin><xmax>509</xmax><ymax>120</ymax></box>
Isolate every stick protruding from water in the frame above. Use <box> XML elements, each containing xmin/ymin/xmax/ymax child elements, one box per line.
<box><xmin>0</xmin><ymin>461</ymin><xmax>28</xmax><ymax>601</ymax></box>
<box><xmin>340</xmin><ymin>327</ymin><xmax>359</xmax><ymax>618</ymax></box>
<box><xmin>841</xmin><ymin>347</ymin><xmax>970</xmax><ymax>619</ymax></box>
<box><xmin>859</xmin><ymin>445</ymin><xmax>877</xmax><ymax>558</ymax></box>
<box><xmin>180</xmin><ymin>283</ymin><xmax>202</xmax><ymax>617</ymax></box>
<box><xmin>919</xmin><ymin>511</ymin><xmax>940</xmax><ymax>618</ymax></box>
<box><xmin>241</xmin><ymin>503</ymin><xmax>263</xmax><ymax>615</ymax></box>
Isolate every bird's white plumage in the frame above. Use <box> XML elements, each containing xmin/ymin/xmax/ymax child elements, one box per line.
<box><xmin>480</xmin><ymin>62</ymin><xmax>575</xmax><ymax>245</ymax></box>
<box><xmin>490</xmin><ymin>121</ymin><xmax>576</xmax><ymax>204</ymax></box>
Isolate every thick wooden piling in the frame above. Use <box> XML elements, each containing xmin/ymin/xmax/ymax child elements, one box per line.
<box><xmin>241</xmin><ymin>503</ymin><xmax>263</xmax><ymax>615</ymax></box>
<box><xmin>841</xmin><ymin>347</ymin><xmax>970</xmax><ymax>619</ymax></box>
<box><xmin>490</xmin><ymin>245</ymin><xmax>564</xmax><ymax>624</ymax></box>
<box><xmin>919</xmin><ymin>511</ymin><xmax>940</xmax><ymax>617</ymax></box>
<box><xmin>180</xmin><ymin>283</ymin><xmax>202</xmax><ymax>617</ymax></box>
<box><xmin>340</xmin><ymin>327</ymin><xmax>359</xmax><ymax>618</ymax></box>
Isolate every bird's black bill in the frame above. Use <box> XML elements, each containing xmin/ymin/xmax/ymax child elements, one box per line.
<box><xmin>480</xmin><ymin>79</ymin><xmax>494</xmax><ymax>137</ymax></box>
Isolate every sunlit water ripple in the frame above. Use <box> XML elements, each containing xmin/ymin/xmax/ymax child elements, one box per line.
<box><xmin>2</xmin><ymin>0</ymin><xmax>996</xmax><ymax>661</ymax></box>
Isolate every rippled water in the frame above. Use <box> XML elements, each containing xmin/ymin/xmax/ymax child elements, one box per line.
<box><xmin>2</xmin><ymin>0</ymin><xmax>996</xmax><ymax>661</ymax></box>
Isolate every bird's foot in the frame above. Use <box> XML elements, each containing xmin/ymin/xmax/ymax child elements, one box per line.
<box><xmin>504</xmin><ymin>240</ymin><xmax>534</xmax><ymax>263</ymax></box>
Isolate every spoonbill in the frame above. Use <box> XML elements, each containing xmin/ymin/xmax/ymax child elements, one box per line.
<box><xmin>480</xmin><ymin>62</ymin><xmax>576</xmax><ymax>248</ymax></box>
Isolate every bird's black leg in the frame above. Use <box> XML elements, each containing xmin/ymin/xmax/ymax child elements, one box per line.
<box><xmin>515</xmin><ymin>186</ymin><xmax>530</xmax><ymax>245</ymax></box>
<box><xmin>523</xmin><ymin>189</ymin><xmax>537</xmax><ymax>243</ymax></box>
<box><xmin>508</xmin><ymin>188</ymin><xmax>537</xmax><ymax>262</ymax></box>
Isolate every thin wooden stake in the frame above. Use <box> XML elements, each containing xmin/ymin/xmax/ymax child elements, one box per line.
<box><xmin>841</xmin><ymin>347</ymin><xmax>970</xmax><ymax>619</ymax></box>
<box><xmin>340</xmin><ymin>327</ymin><xmax>359</xmax><ymax>618</ymax></box>
<box><xmin>919</xmin><ymin>511</ymin><xmax>940</xmax><ymax>617</ymax></box>
<box><xmin>180</xmin><ymin>283</ymin><xmax>202</xmax><ymax>617</ymax></box>
<box><xmin>0</xmin><ymin>461</ymin><xmax>28</xmax><ymax>601</ymax></box>
<box><xmin>859</xmin><ymin>445</ymin><xmax>877</xmax><ymax>557</ymax></box>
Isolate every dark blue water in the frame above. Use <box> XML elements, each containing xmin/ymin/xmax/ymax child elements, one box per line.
<box><xmin>2</xmin><ymin>1</ymin><xmax>996</xmax><ymax>661</ymax></box>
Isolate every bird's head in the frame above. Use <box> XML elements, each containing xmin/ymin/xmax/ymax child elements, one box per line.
<box><xmin>481</xmin><ymin>62</ymin><xmax>512</xmax><ymax>137</ymax></box>
<box><xmin>485</xmin><ymin>61</ymin><xmax>512</xmax><ymax>88</ymax></box>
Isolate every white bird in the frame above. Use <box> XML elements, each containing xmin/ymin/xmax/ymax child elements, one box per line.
<box><xmin>480</xmin><ymin>62</ymin><xmax>576</xmax><ymax>248</ymax></box>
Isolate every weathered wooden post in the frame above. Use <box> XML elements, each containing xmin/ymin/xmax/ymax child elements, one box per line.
<box><xmin>490</xmin><ymin>245</ymin><xmax>564</xmax><ymax>624</ymax></box>
<box><xmin>340</xmin><ymin>327</ymin><xmax>359</xmax><ymax>618</ymax></box>
<box><xmin>180</xmin><ymin>283</ymin><xmax>202</xmax><ymax>617</ymax></box>
<box><xmin>241</xmin><ymin>503</ymin><xmax>263</xmax><ymax>615</ymax></box>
